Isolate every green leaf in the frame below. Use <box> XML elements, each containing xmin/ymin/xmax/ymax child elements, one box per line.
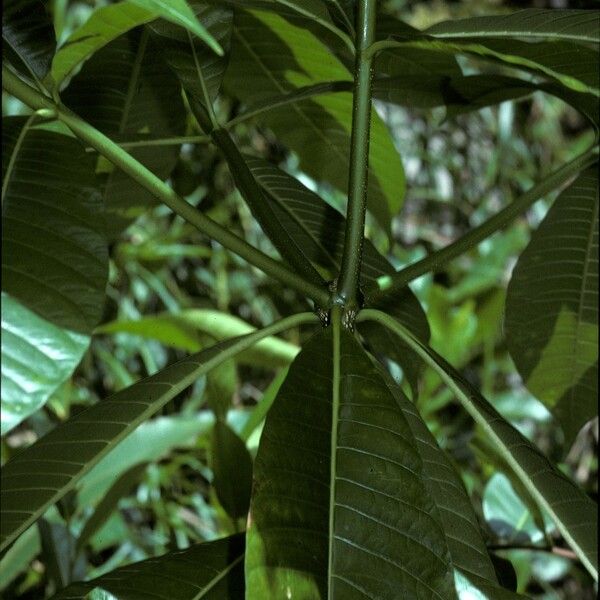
<box><xmin>379</xmin><ymin>36</ymin><xmax>599</xmax><ymax>97</ymax></box>
<box><xmin>51</xmin><ymin>0</ymin><xmax>221</xmax><ymax>86</ymax></box>
<box><xmin>211</xmin><ymin>421</ymin><xmax>253</xmax><ymax>519</ymax></box>
<box><xmin>61</xmin><ymin>29</ymin><xmax>186</xmax><ymax>235</ymax></box>
<box><xmin>77</xmin><ymin>414</ymin><xmax>215</xmax><ymax>508</ymax></box>
<box><xmin>381</xmin><ymin>373</ymin><xmax>528</xmax><ymax>599</ymax></box>
<box><xmin>96</xmin><ymin>309</ymin><xmax>300</xmax><ymax>368</ymax></box>
<box><xmin>1</xmin><ymin>118</ymin><xmax>106</xmax><ymax>434</ymax></box>
<box><xmin>373</xmin><ymin>73</ymin><xmax>599</xmax><ymax>127</ymax></box>
<box><xmin>505</xmin><ymin>168</ymin><xmax>598</xmax><ymax>449</ymax></box>
<box><xmin>246</xmin><ymin>319</ymin><xmax>456</xmax><ymax>598</ymax></box>
<box><xmin>245</xmin><ymin>156</ymin><xmax>429</xmax><ymax>391</ymax></box>
<box><xmin>359</xmin><ymin>309</ymin><xmax>599</xmax><ymax>580</ymax></box>
<box><xmin>51</xmin><ymin>534</ymin><xmax>245</xmax><ymax>599</ymax></box>
<box><xmin>148</xmin><ymin>1</ymin><xmax>233</xmax><ymax>113</ymax></box>
<box><xmin>425</xmin><ymin>9</ymin><xmax>600</xmax><ymax>44</ymax></box>
<box><xmin>1</xmin><ymin>293</ymin><xmax>88</xmax><ymax>435</ymax></box>
<box><xmin>0</xmin><ymin>312</ymin><xmax>317</xmax><ymax>552</ymax></box>
<box><xmin>130</xmin><ymin>0</ymin><xmax>223</xmax><ymax>55</ymax></box>
<box><xmin>2</xmin><ymin>0</ymin><xmax>56</xmax><ymax>81</ymax></box>
<box><xmin>75</xmin><ymin>463</ymin><xmax>148</xmax><ymax>555</ymax></box>
<box><xmin>2</xmin><ymin>117</ymin><xmax>108</xmax><ymax>334</ymax></box>
<box><xmin>483</xmin><ymin>473</ymin><xmax>550</xmax><ymax>544</ymax></box>
<box><xmin>224</xmin><ymin>8</ymin><xmax>405</xmax><ymax>232</ymax></box>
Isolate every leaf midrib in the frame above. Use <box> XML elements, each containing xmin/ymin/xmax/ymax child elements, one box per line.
<box><xmin>327</xmin><ymin>307</ymin><xmax>342</xmax><ymax>596</ymax></box>
<box><xmin>1</xmin><ymin>114</ymin><xmax>36</xmax><ymax>209</ymax></box>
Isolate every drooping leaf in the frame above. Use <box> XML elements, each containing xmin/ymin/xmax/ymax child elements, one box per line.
<box><xmin>211</xmin><ymin>421</ymin><xmax>253</xmax><ymax>519</ymax></box>
<box><xmin>61</xmin><ymin>29</ymin><xmax>186</xmax><ymax>235</ymax></box>
<box><xmin>51</xmin><ymin>0</ymin><xmax>221</xmax><ymax>86</ymax></box>
<box><xmin>246</xmin><ymin>321</ymin><xmax>456</xmax><ymax>599</ymax></box>
<box><xmin>224</xmin><ymin>8</ymin><xmax>406</xmax><ymax>232</ymax></box>
<box><xmin>426</xmin><ymin>9</ymin><xmax>600</xmax><ymax>45</ymax></box>
<box><xmin>505</xmin><ymin>167</ymin><xmax>598</xmax><ymax>449</ymax></box>
<box><xmin>2</xmin><ymin>117</ymin><xmax>108</xmax><ymax>333</ymax></box>
<box><xmin>359</xmin><ymin>309</ymin><xmax>599</xmax><ymax>580</ymax></box>
<box><xmin>96</xmin><ymin>309</ymin><xmax>300</xmax><ymax>368</ymax></box>
<box><xmin>245</xmin><ymin>156</ymin><xmax>430</xmax><ymax>390</ymax></box>
<box><xmin>51</xmin><ymin>534</ymin><xmax>245</xmax><ymax>600</ymax></box>
<box><xmin>0</xmin><ymin>312</ymin><xmax>317</xmax><ymax>552</ymax></box>
<box><xmin>2</xmin><ymin>0</ymin><xmax>56</xmax><ymax>81</ymax></box>
<box><xmin>129</xmin><ymin>0</ymin><xmax>223</xmax><ymax>54</ymax></box>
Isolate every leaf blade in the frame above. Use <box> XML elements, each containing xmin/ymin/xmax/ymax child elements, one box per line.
<box><xmin>505</xmin><ymin>167</ymin><xmax>599</xmax><ymax>448</ymax></box>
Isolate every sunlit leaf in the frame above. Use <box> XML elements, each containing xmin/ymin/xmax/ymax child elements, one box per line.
<box><xmin>224</xmin><ymin>8</ymin><xmax>405</xmax><ymax>232</ymax></box>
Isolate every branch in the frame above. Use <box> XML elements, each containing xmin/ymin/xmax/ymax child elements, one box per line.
<box><xmin>2</xmin><ymin>65</ymin><xmax>330</xmax><ymax>307</ymax></box>
<box><xmin>337</xmin><ymin>0</ymin><xmax>377</xmax><ymax>314</ymax></box>
<box><xmin>488</xmin><ymin>543</ymin><xmax>578</xmax><ymax>561</ymax></box>
<box><xmin>367</xmin><ymin>147</ymin><xmax>599</xmax><ymax>306</ymax></box>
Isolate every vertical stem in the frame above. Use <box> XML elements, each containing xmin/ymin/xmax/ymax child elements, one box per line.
<box><xmin>337</xmin><ymin>0</ymin><xmax>377</xmax><ymax>311</ymax></box>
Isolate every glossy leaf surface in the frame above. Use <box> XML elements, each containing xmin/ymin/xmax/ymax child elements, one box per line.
<box><xmin>2</xmin><ymin>0</ymin><xmax>56</xmax><ymax>80</ymax></box>
<box><xmin>246</xmin><ymin>322</ymin><xmax>456</xmax><ymax>599</ymax></box>
<box><xmin>1</xmin><ymin>293</ymin><xmax>88</xmax><ymax>435</ymax></box>
<box><xmin>505</xmin><ymin>168</ymin><xmax>598</xmax><ymax>448</ymax></box>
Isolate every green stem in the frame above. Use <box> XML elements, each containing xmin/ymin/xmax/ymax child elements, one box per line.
<box><xmin>337</xmin><ymin>0</ymin><xmax>377</xmax><ymax>310</ymax></box>
<box><xmin>2</xmin><ymin>66</ymin><xmax>329</xmax><ymax>307</ymax></box>
<box><xmin>367</xmin><ymin>148</ymin><xmax>599</xmax><ymax>306</ymax></box>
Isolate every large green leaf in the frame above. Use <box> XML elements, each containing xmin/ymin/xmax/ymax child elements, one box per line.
<box><xmin>505</xmin><ymin>168</ymin><xmax>598</xmax><ymax>449</ymax></box>
<box><xmin>425</xmin><ymin>9</ymin><xmax>600</xmax><ymax>45</ymax></box>
<box><xmin>1</xmin><ymin>118</ymin><xmax>107</xmax><ymax>434</ymax></box>
<box><xmin>61</xmin><ymin>30</ymin><xmax>186</xmax><ymax>234</ymax></box>
<box><xmin>211</xmin><ymin>420</ymin><xmax>253</xmax><ymax>519</ymax></box>
<box><xmin>378</xmin><ymin>36</ymin><xmax>599</xmax><ymax>98</ymax></box>
<box><xmin>2</xmin><ymin>0</ymin><xmax>56</xmax><ymax>81</ymax></box>
<box><xmin>0</xmin><ymin>293</ymin><xmax>88</xmax><ymax>435</ymax></box>
<box><xmin>96</xmin><ymin>309</ymin><xmax>299</xmax><ymax>368</ymax></box>
<box><xmin>2</xmin><ymin>117</ymin><xmax>107</xmax><ymax>333</ymax></box>
<box><xmin>245</xmin><ymin>156</ymin><xmax>430</xmax><ymax>390</ymax></box>
<box><xmin>373</xmin><ymin>73</ymin><xmax>599</xmax><ymax>127</ymax></box>
<box><xmin>51</xmin><ymin>534</ymin><xmax>245</xmax><ymax>599</ymax></box>
<box><xmin>51</xmin><ymin>0</ymin><xmax>221</xmax><ymax>86</ymax></box>
<box><xmin>246</xmin><ymin>319</ymin><xmax>456</xmax><ymax>598</ymax></box>
<box><xmin>359</xmin><ymin>309</ymin><xmax>599</xmax><ymax>580</ymax></box>
<box><xmin>224</xmin><ymin>8</ymin><xmax>405</xmax><ymax>232</ymax></box>
<box><xmin>0</xmin><ymin>313</ymin><xmax>317</xmax><ymax>552</ymax></box>
<box><xmin>384</xmin><ymin>375</ymin><xmax>526</xmax><ymax>599</ymax></box>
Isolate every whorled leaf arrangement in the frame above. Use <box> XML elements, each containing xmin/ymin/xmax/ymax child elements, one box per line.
<box><xmin>1</xmin><ymin>0</ymin><xmax>598</xmax><ymax>598</ymax></box>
